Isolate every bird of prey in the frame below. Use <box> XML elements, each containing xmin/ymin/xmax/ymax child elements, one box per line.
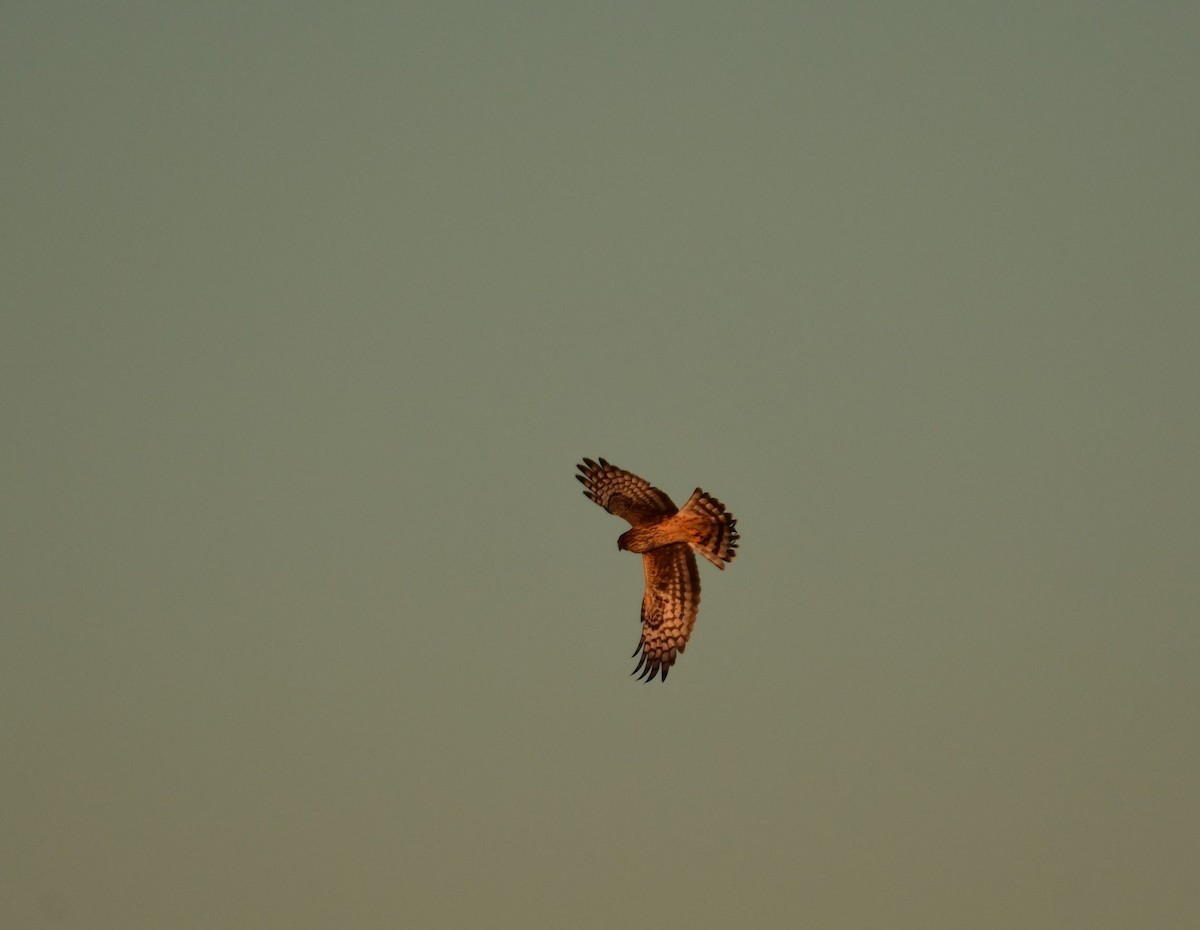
<box><xmin>576</xmin><ymin>457</ymin><xmax>738</xmax><ymax>681</ymax></box>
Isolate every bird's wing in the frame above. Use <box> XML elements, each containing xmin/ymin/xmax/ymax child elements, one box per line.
<box><xmin>576</xmin><ymin>457</ymin><xmax>676</xmax><ymax>525</ymax></box>
<box><xmin>632</xmin><ymin>543</ymin><xmax>700</xmax><ymax>682</ymax></box>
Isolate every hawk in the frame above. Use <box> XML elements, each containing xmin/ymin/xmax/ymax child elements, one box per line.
<box><xmin>576</xmin><ymin>457</ymin><xmax>738</xmax><ymax>681</ymax></box>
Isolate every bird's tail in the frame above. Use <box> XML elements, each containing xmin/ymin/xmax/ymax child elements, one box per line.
<box><xmin>677</xmin><ymin>489</ymin><xmax>739</xmax><ymax>569</ymax></box>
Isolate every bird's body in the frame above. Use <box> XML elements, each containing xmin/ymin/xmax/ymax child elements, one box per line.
<box><xmin>576</xmin><ymin>457</ymin><xmax>738</xmax><ymax>681</ymax></box>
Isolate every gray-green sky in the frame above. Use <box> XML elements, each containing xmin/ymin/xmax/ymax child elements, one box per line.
<box><xmin>4</xmin><ymin>2</ymin><xmax>1197</xmax><ymax>927</ymax></box>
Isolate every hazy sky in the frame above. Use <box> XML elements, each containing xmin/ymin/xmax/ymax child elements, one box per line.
<box><xmin>4</xmin><ymin>2</ymin><xmax>1198</xmax><ymax>928</ymax></box>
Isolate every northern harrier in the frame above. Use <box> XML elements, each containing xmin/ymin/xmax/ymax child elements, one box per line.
<box><xmin>576</xmin><ymin>457</ymin><xmax>738</xmax><ymax>681</ymax></box>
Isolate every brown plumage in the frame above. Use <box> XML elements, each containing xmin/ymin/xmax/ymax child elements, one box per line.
<box><xmin>575</xmin><ymin>457</ymin><xmax>738</xmax><ymax>681</ymax></box>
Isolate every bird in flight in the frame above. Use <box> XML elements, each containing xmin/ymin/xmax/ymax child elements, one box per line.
<box><xmin>576</xmin><ymin>457</ymin><xmax>738</xmax><ymax>681</ymax></box>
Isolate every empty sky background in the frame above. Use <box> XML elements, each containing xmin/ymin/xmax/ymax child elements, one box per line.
<box><xmin>3</xmin><ymin>2</ymin><xmax>1198</xmax><ymax>927</ymax></box>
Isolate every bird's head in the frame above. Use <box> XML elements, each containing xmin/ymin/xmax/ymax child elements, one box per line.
<box><xmin>617</xmin><ymin>529</ymin><xmax>633</xmax><ymax>552</ymax></box>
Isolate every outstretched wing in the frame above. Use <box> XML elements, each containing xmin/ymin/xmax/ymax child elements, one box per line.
<box><xmin>576</xmin><ymin>457</ymin><xmax>676</xmax><ymax>526</ymax></box>
<box><xmin>632</xmin><ymin>543</ymin><xmax>700</xmax><ymax>682</ymax></box>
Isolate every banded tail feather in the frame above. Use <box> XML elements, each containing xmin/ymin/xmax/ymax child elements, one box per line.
<box><xmin>677</xmin><ymin>488</ymin><xmax>739</xmax><ymax>569</ymax></box>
